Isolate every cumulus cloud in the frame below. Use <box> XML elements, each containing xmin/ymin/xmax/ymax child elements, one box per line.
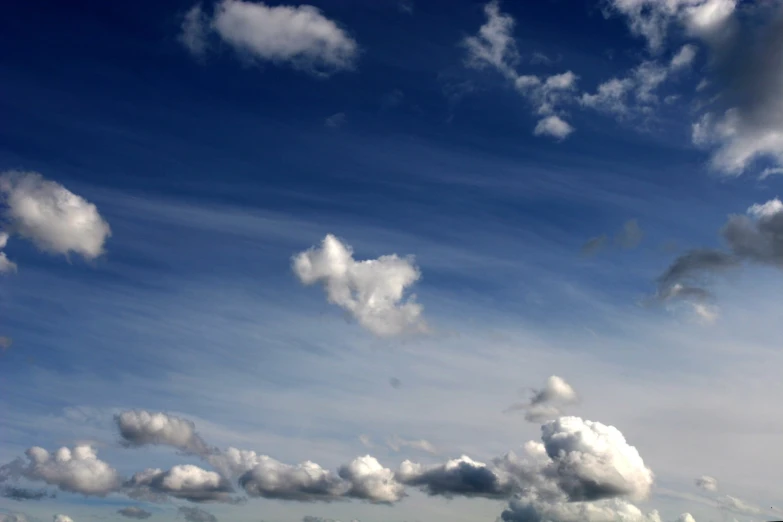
<box><xmin>292</xmin><ymin>234</ymin><xmax>426</xmax><ymax>337</ymax></box>
<box><xmin>0</xmin><ymin>232</ymin><xmax>16</xmax><ymax>274</ymax></box>
<box><xmin>116</xmin><ymin>410</ymin><xmax>211</xmax><ymax>455</ymax></box>
<box><xmin>501</xmin><ymin>494</ymin><xmax>662</xmax><ymax>522</ymax></box>
<box><xmin>0</xmin><ymin>171</ymin><xmax>111</xmax><ymax>261</ymax></box>
<box><xmin>695</xmin><ymin>475</ymin><xmax>718</xmax><ymax>492</ymax></box>
<box><xmin>397</xmin><ymin>455</ymin><xmax>513</xmax><ymax>498</ymax></box>
<box><xmin>0</xmin><ymin>445</ymin><xmax>119</xmax><ymax>496</ymax></box>
<box><xmin>53</xmin><ymin>516</ymin><xmax>73</xmax><ymax>522</ymax></box>
<box><xmin>238</xmin><ymin>456</ymin><xmax>347</xmax><ymax>501</ymax></box>
<box><xmin>118</xmin><ymin>507</ymin><xmax>152</xmax><ymax>519</ymax></box>
<box><xmin>463</xmin><ymin>2</ymin><xmax>578</xmax><ymax>139</ymax></box>
<box><xmin>180</xmin><ymin>0</ymin><xmax>358</xmax><ymax>76</ymax></box>
<box><xmin>505</xmin><ymin>376</ymin><xmax>578</xmax><ymax>422</ymax></box>
<box><xmin>338</xmin><ymin>456</ymin><xmax>405</xmax><ymax>503</ymax></box>
<box><xmin>658</xmin><ymin>198</ymin><xmax>783</xmax><ymax>307</ymax></box>
<box><xmin>127</xmin><ymin>465</ymin><xmax>234</xmax><ymax>503</ymax></box>
<box><xmin>178</xmin><ymin>506</ymin><xmax>218</xmax><ymax>522</ymax></box>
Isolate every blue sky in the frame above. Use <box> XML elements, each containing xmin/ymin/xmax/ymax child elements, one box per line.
<box><xmin>2</xmin><ymin>1</ymin><xmax>783</xmax><ymax>522</ymax></box>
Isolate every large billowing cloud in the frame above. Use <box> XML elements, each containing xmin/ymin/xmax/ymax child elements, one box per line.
<box><xmin>116</xmin><ymin>410</ymin><xmax>210</xmax><ymax>455</ymax></box>
<box><xmin>180</xmin><ymin>0</ymin><xmax>358</xmax><ymax>76</ymax></box>
<box><xmin>0</xmin><ymin>445</ymin><xmax>119</xmax><ymax>496</ymax></box>
<box><xmin>292</xmin><ymin>234</ymin><xmax>427</xmax><ymax>337</ymax></box>
<box><xmin>505</xmin><ymin>376</ymin><xmax>578</xmax><ymax>423</ymax></box>
<box><xmin>0</xmin><ymin>171</ymin><xmax>111</xmax><ymax>263</ymax></box>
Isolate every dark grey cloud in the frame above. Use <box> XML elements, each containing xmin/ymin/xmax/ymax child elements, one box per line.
<box><xmin>397</xmin><ymin>456</ymin><xmax>513</xmax><ymax>499</ymax></box>
<box><xmin>178</xmin><ymin>506</ymin><xmax>217</xmax><ymax>522</ymax></box>
<box><xmin>118</xmin><ymin>507</ymin><xmax>153</xmax><ymax>519</ymax></box>
<box><xmin>1</xmin><ymin>486</ymin><xmax>55</xmax><ymax>501</ymax></box>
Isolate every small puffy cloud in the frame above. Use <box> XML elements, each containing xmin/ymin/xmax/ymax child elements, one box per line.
<box><xmin>695</xmin><ymin>475</ymin><xmax>718</xmax><ymax>492</ymax></box>
<box><xmin>178</xmin><ymin>506</ymin><xmax>218</xmax><ymax>522</ymax></box>
<box><xmin>53</xmin><ymin>516</ymin><xmax>73</xmax><ymax>522</ymax></box>
<box><xmin>196</xmin><ymin>0</ymin><xmax>358</xmax><ymax>76</ymax></box>
<box><xmin>128</xmin><ymin>465</ymin><xmax>234</xmax><ymax>503</ymax></box>
<box><xmin>238</xmin><ymin>456</ymin><xmax>347</xmax><ymax>501</ymax></box>
<box><xmin>118</xmin><ymin>507</ymin><xmax>152</xmax><ymax>519</ymax></box>
<box><xmin>116</xmin><ymin>410</ymin><xmax>210</xmax><ymax>456</ymax></box>
<box><xmin>533</xmin><ymin>116</ymin><xmax>574</xmax><ymax>140</ymax></box>
<box><xmin>179</xmin><ymin>4</ymin><xmax>209</xmax><ymax>57</ymax></box>
<box><xmin>463</xmin><ymin>0</ymin><xmax>519</xmax><ymax>79</ymax></box>
<box><xmin>0</xmin><ymin>171</ymin><xmax>111</xmax><ymax>261</ymax></box>
<box><xmin>616</xmin><ymin>219</ymin><xmax>644</xmax><ymax>249</ymax></box>
<box><xmin>506</xmin><ymin>376</ymin><xmax>578</xmax><ymax>423</ymax></box>
<box><xmin>677</xmin><ymin>514</ymin><xmax>696</xmax><ymax>522</ymax></box>
<box><xmin>1</xmin><ymin>445</ymin><xmax>120</xmax><ymax>496</ymax></box>
<box><xmin>292</xmin><ymin>234</ymin><xmax>426</xmax><ymax>337</ymax></box>
<box><xmin>338</xmin><ymin>456</ymin><xmax>405</xmax><ymax>503</ymax></box>
<box><xmin>670</xmin><ymin>44</ymin><xmax>698</xmax><ymax>70</ymax></box>
<box><xmin>324</xmin><ymin>113</ymin><xmax>346</xmax><ymax>129</ymax></box>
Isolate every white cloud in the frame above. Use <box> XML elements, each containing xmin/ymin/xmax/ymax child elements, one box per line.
<box><xmin>0</xmin><ymin>515</ymin><xmax>29</xmax><ymax>522</ymax></box>
<box><xmin>116</xmin><ymin>410</ymin><xmax>211</xmax><ymax>455</ymax></box>
<box><xmin>3</xmin><ymin>445</ymin><xmax>120</xmax><ymax>496</ymax></box>
<box><xmin>179</xmin><ymin>4</ymin><xmax>209</xmax><ymax>57</ymax></box>
<box><xmin>338</xmin><ymin>455</ymin><xmax>405</xmax><ymax>503</ymax></box>
<box><xmin>127</xmin><ymin>465</ymin><xmax>234</xmax><ymax>503</ymax></box>
<box><xmin>292</xmin><ymin>234</ymin><xmax>426</xmax><ymax>337</ymax></box>
<box><xmin>501</xmin><ymin>495</ymin><xmax>662</xmax><ymax>522</ymax></box>
<box><xmin>385</xmin><ymin>435</ymin><xmax>437</xmax><ymax>454</ymax></box>
<box><xmin>694</xmin><ymin>475</ymin><xmax>718</xmax><ymax>492</ymax></box>
<box><xmin>209</xmin><ymin>0</ymin><xmax>358</xmax><ymax>75</ymax></box>
<box><xmin>0</xmin><ymin>171</ymin><xmax>111</xmax><ymax>261</ymax></box>
<box><xmin>237</xmin><ymin>456</ymin><xmax>347</xmax><ymax>501</ymax></box>
<box><xmin>0</xmin><ymin>231</ymin><xmax>17</xmax><ymax>274</ymax></box>
<box><xmin>534</xmin><ymin>116</ymin><xmax>574</xmax><ymax>140</ymax></box>
<box><xmin>670</xmin><ymin>44</ymin><xmax>698</xmax><ymax>70</ymax></box>
<box><xmin>759</xmin><ymin>167</ymin><xmax>783</xmax><ymax>180</ymax></box>
<box><xmin>325</xmin><ymin>112</ymin><xmax>346</xmax><ymax>129</ymax></box>
<box><xmin>53</xmin><ymin>516</ymin><xmax>74</xmax><ymax>522</ymax></box>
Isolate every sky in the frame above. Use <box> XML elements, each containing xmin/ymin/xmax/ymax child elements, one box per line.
<box><xmin>2</xmin><ymin>0</ymin><xmax>783</xmax><ymax>521</ymax></box>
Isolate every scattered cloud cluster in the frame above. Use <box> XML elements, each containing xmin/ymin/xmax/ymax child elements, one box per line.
<box><xmin>0</xmin><ymin>171</ymin><xmax>111</xmax><ymax>272</ymax></box>
<box><xmin>582</xmin><ymin>219</ymin><xmax>645</xmax><ymax>257</ymax></box>
<box><xmin>292</xmin><ymin>234</ymin><xmax>427</xmax><ymax>337</ymax></box>
<box><xmin>505</xmin><ymin>375</ymin><xmax>578</xmax><ymax>422</ymax></box>
<box><xmin>692</xmin><ymin>474</ymin><xmax>777</xmax><ymax>517</ymax></box>
<box><xmin>180</xmin><ymin>0</ymin><xmax>358</xmax><ymax>76</ymax></box>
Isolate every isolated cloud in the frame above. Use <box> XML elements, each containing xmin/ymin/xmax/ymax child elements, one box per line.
<box><xmin>178</xmin><ymin>506</ymin><xmax>218</xmax><ymax>522</ymax></box>
<box><xmin>0</xmin><ymin>515</ymin><xmax>29</xmax><ymax>522</ymax></box>
<box><xmin>116</xmin><ymin>410</ymin><xmax>211</xmax><ymax>455</ymax></box>
<box><xmin>0</xmin><ymin>445</ymin><xmax>120</xmax><ymax>496</ymax></box>
<box><xmin>0</xmin><ymin>171</ymin><xmax>111</xmax><ymax>260</ymax></box>
<box><xmin>179</xmin><ymin>4</ymin><xmax>209</xmax><ymax>57</ymax></box>
<box><xmin>53</xmin><ymin>516</ymin><xmax>73</xmax><ymax>522</ymax></box>
<box><xmin>616</xmin><ymin>219</ymin><xmax>644</xmax><ymax>249</ymax></box>
<box><xmin>695</xmin><ymin>475</ymin><xmax>718</xmax><ymax>492</ymax></box>
<box><xmin>183</xmin><ymin>0</ymin><xmax>359</xmax><ymax>75</ymax></box>
<box><xmin>292</xmin><ymin>234</ymin><xmax>426</xmax><ymax>337</ymax></box>
<box><xmin>505</xmin><ymin>376</ymin><xmax>578</xmax><ymax>422</ymax></box>
<box><xmin>581</xmin><ymin>235</ymin><xmax>608</xmax><ymax>257</ymax></box>
<box><xmin>325</xmin><ymin>113</ymin><xmax>346</xmax><ymax>129</ymax></box>
<box><xmin>1</xmin><ymin>485</ymin><xmax>54</xmax><ymax>501</ymax></box>
<box><xmin>118</xmin><ymin>507</ymin><xmax>152</xmax><ymax>519</ymax></box>
<box><xmin>463</xmin><ymin>0</ymin><xmax>519</xmax><ymax>79</ymax></box>
<box><xmin>534</xmin><ymin>116</ymin><xmax>574</xmax><ymax>140</ymax></box>
<box><xmin>128</xmin><ymin>465</ymin><xmax>234</xmax><ymax>503</ymax></box>
<box><xmin>386</xmin><ymin>435</ymin><xmax>437</xmax><ymax>454</ymax></box>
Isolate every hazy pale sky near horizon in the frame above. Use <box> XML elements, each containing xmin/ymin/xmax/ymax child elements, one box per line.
<box><xmin>2</xmin><ymin>1</ymin><xmax>783</xmax><ymax>522</ymax></box>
